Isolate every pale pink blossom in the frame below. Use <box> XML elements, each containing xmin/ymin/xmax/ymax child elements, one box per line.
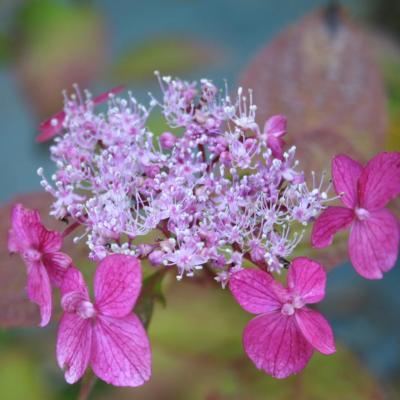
<box><xmin>8</xmin><ymin>204</ymin><xmax>72</xmax><ymax>326</ymax></box>
<box><xmin>229</xmin><ymin>257</ymin><xmax>335</xmax><ymax>378</ymax></box>
<box><xmin>57</xmin><ymin>254</ymin><xmax>151</xmax><ymax>386</ymax></box>
<box><xmin>312</xmin><ymin>152</ymin><xmax>400</xmax><ymax>279</ymax></box>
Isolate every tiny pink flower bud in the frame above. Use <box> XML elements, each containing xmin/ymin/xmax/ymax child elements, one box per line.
<box><xmin>136</xmin><ymin>244</ymin><xmax>153</xmax><ymax>257</ymax></box>
<box><xmin>214</xmin><ymin>254</ymin><xmax>227</xmax><ymax>268</ymax></box>
<box><xmin>160</xmin><ymin>132</ymin><xmax>177</xmax><ymax>149</ymax></box>
<box><xmin>159</xmin><ymin>239</ymin><xmax>175</xmax><ymax>253</ymax></box>
<box><xmin>144</xmin><ymin>165</ymin><xmax>160</xmax><ymax>178</ymax></box>
<box><xmin>148</xmin><ymin>250</ymin><xmax>165</xmax><ymax>266</ymax></box>
<box><xmin>205</xmin><ymin>117</ymin><xmax>217</xmax><ymax>130</ymax></box>
<box><xmin>219</xmin><ymin>151</ymin><xmax>232</xmax><ymax>166</ymax></box>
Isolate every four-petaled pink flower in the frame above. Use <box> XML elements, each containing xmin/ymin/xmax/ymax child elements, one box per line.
<box><xmin>57</xmin><ymin>254</ymin><xmax>151</xmax><ymax>386</ymax></box>
<box><xmin>8</xmin><ymin>204</ymin><xmax>72</xmax><ymax>326</ymax></box>
<box><xmin>312</xmin><ymin>152</ymin><xmax>400</xmax><ymax>279</ymax></box>
<box><xmin>37</xmin><ymin>86</ymin><xmax>124</xmax><ymax>142</ymax></box>
<box><xmin>263</xmin><ymin>115</ymin><xmax>287</xmax><ymax>160</ymax></box>
<box><xmin>229</xmin><ymin>257</ymin><xmax>335</xmax><ymax>378</ymax></box>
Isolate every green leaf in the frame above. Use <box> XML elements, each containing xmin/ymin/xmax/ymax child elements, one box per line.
<box><xmin>0</xmin><ymin>33</ymin><xmax>10</xmax><ymax>65</ymax></box>
<box><xmin>0</xmin><ymin>349</ymin><xmax>54</xmax><ymax>400</ymax></box>
<box><xmin>134</xmin><ymin>268</ymin><xmax>168</xmax><ymax>329</ymax></box>
<box><xmin>380</xmin><ymin>59</ymin><xmax>400</xmax><ymax>152</ymax></box>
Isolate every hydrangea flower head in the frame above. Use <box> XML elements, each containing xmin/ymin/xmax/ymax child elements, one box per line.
<box><xmin>229</xmin><ymin>257</ymin><xmax>335</xmax><ymax>378</ymax></box>
<box><xmin>7</xmin><ymin>75</ymin><xmax>398</xmax><ymax>390</ymax></box>
<box><xmin>57</xmin><ymin>254</ymin><xmax>151</xmax><ymax>386</ymax></box>
<box><xmin>312</xmin><ymin>153</ymin><xmax>400</xmax><ymax>279</ymax></box>
<box><xmin>37</xmin><ymin>76</ymin><xmax>332</xmax><ymax>282</ymax></box>
<box><xmin>8</xmin><ymin>204</ymin><xmax>72</xmax><ymax>326</ymax></box>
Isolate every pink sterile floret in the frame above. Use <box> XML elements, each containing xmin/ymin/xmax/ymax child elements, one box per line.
<box><xmin>229</xmin><ymin>257</ymin><xmax>335</xmax><ymax>378</ymax></box>
<box><xmin>8</xmin><ymin>204</ymin><xmax>72</xmax><ymax>326</ymax></box>
<box><xmin>56</xmin><ymin>254</ymin><xmax>151</xmax><ymax>387</ymax></box>
<box><xmin>312</xmin><ymin>152</ymin><xmax>400</xmax><ymax>279</ymax></box>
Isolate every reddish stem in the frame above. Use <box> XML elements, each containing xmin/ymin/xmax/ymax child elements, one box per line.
<box><xmin>243</xmin><ymin>252</ymin><xmax>272</xmax><ymax>275</ymax></box>
<box><xmin>62</xmin><ymin>221</ymin><xmax>81</xmax><ymax>238</ymax></box>
<box><xmin>198</xmin><ymin>143</ymin><xmax>206</xmax><ymax>163</ymax></box>
<box><xmin>77</xmin><ymin>371</ymin><xmax>96</xmax><ymax>400</ymax></box>
<box><xmin>157</xmin><ymin>220</ymin><xmax>171</xmax><ymax>238</ymax></box>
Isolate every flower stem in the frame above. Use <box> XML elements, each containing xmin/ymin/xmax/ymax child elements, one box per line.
<box><xmin>243</xmin><ymin>252</ymin><xmax>271</xmax><ymax>274</ymax></box>
<box><xmin>157</xmin><ymin>220</ymin><xmax>171</xmax><ymax>238</ymax></box>
<box><xmin>77</xmin><ymin>370</ymin><xmax>97</xmax><ymax>400</ymax></box>
<box><xmin>62</xmin><ymin>221</ymin><xmax>81</xmax><ymax>238</ymax></box>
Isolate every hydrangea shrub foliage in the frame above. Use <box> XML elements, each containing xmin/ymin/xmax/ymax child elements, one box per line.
<box><xmin>8</xmin><ymin>74</ymin><xmax>400</xmax><ymax>387</ymax></box>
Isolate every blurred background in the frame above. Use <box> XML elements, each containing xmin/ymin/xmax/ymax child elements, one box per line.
<box><xmin>0</xmin><ymin>0</ymin><xmax>400</xmax><ymax>399</ymax></box>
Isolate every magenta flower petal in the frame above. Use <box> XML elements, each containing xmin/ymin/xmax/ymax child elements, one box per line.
<box><xmin>268</xmin><ymin>136</ymin><xmax>285</xmax><ymax>160</ymax></box>
<box><xmin>94</xmin><ymin>254</ymin><xmax>142</xmax><ymax>317</ymax></box>
<box><xmin>288</xmin><ymin>257</ymin><xmax>326</xmax><ymax>304</ymax></box>
<box><xmin>358</xmin><ymin>152</ymin><xmax>400</xmax><ymax>211</ymax></box>
<box><xmin>42</xmin><ymin>252</ymin><xmax>72</xmax><ymax>287</ymax></box>
<box><xmin>264</xmin><ymin>115</ymin><xmax>287</xmax><ymax>159</ymax></box>
<box><xmin>61</xmin><ymin>267</ymin><xmax>89</xmax><ymax>299</ymax></box>
<box><xmin>8</xmin><ymin>204</ymin><xmax>41</xmax><ymax>252</ymax></box>
<box><xmin>332</xmin><ymin>155</ymin><xmax>363</xmax><ymax>208</ymax></box>
<box><xmin>37</xmin><ymin>111</ymin><xmax>66</xmax><ymax>143</ymax></box>
<box><xmin>56</xmin><ymin>313</ymin><xmax>92</xmax><ymax>384</ymax></box>
<box><xmin>264</xmin><ymin>115</ymin><xmax>287</xmax><ymax>138</ymax></box>
<box><xmin>27</xmin><ymin>262</ymin><xmax>52</xmax><ymax>327</ymax></box>
<box><xmin>229</xmin><ymin>269</ymin><xmax>285</xmax><ymax>314</ymax></box>
<box><xmin>38</xmin><ymin>228</ymin><xmax>63</xmax><ymax>253</ymax></box>
<box><xmin>349</xmin><ymin>209</ymin><xmax>399</xmax><ymax>279</ymax></box>
<box><xmin>311</xmin><ymin>206</ymin><xmax>354</xmax><ymax>248</ymax></box>
<box><xmin>92</xmin><ymin>85</ymin><xmax>124</xmax><ymax>105</ymax></box>
<box><xmin>243</xmin><ymin>312</ymin><xmax>313</xmax><ymax>379</ymax></box>
<box><xmin>295</xmin><ymin>308</ymin><xmax>336</xmax><ymax>355</ymax></box>
<box><xmin>91</xmin><ymin>314</ymin><xmax>151</xmax><ymax>387</ymax></box>
<box><xmin>8</xmin><ymin>203</ymin><xmax>64</xmax><ymax>254</ymax></box>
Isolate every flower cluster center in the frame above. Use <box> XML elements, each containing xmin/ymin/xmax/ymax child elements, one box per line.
<box><xmin>281</xmin><ymin>295</ymin><xmax>304</xmax><ymax>316</ymax></box>
<box><xmin>355</xmin><ymin>207</ymin><xmax>370</xmax><ymax>221</ymax></box>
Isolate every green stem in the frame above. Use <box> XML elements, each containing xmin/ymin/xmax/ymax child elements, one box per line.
<box><xmin>77</xmin><ymin>370</ymin><xmax>97</xmax><ymax>400</ymax></box>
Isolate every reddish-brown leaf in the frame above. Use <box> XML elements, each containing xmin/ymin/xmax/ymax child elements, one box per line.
<box><xmin>240</xmin><ymin>6</ymin><xmax>388</xmax><ymax>175</ymax></box>
<box><xmin>240</xmin><ymin>7</ymin><xmax>389</xmax><ymax>268</ymax></box>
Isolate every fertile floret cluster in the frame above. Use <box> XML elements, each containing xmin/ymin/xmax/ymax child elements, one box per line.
<box><xmin>38</xmin><ymin>75</ymin><xmax>332</xmax><ymax>282</ymax></box>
